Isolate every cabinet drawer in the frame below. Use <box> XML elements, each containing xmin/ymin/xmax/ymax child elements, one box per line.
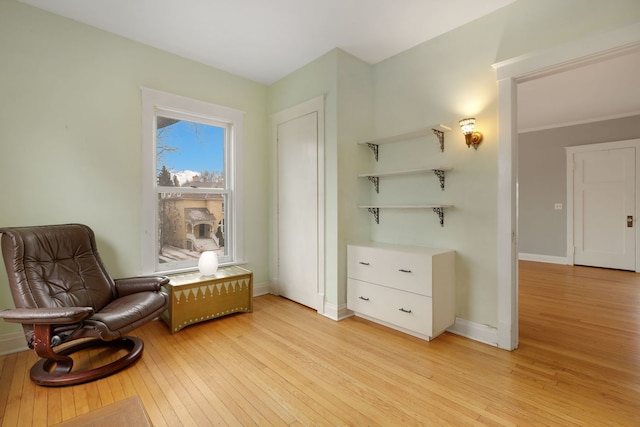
<box><xmin>348</xmin><ymin>245</ymin><xmax>432</xmax><ymax>296</ymax></box>
<box><xmin>347</xmin><ymin>278</ymin><xmax>432</xmax><ymax>336</ymax></box>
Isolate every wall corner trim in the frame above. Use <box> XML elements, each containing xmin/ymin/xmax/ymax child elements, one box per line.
<box><xmin>518</xmin><ymin>253</ymin><xmax>569</xmax><ymax>265</ymax></box>
<box><xmin>447</xmin><ymin>318</ymin><xmax>499</xmax><ymax>348</ymax></box>
<box><xmin>321</xmin><ymin>302</ymin><xmax>353</xmax><ymax>321</ymax></box>
<box><xmin>253</xmin><ymin>281</ymin><xmax>271</xmax><ymax>297</ymax></box>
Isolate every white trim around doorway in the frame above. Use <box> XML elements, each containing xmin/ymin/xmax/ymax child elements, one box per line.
<box><xmin>270</xmin><ymin>96</ymin><xmax>326</xmax><ymax>315</ymax></box>
<box><xmin>493</xmin><ymin>21</ymin><xmax>640</xmax><ymax>351</ymax></box>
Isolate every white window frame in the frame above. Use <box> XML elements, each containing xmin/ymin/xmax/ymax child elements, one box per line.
<box><xmin>141</xmin><ymin>87</ymin><xmax>244</xmax><ymax>274</ymax></box>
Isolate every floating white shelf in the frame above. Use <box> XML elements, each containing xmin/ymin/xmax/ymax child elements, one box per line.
<box><xmin>359</xmin><ymin>167</ymin><xmax>452</xmax><ymax>191</ymax></box>
<box><xmin>358</xmin><ymin>204</ymin><xmax>453</xmax><ymax>226</ymax></box>
<box><xmin>358</xmin><ymin>124</ymin><xmax>452</xmax><ymax>159</ymax></box>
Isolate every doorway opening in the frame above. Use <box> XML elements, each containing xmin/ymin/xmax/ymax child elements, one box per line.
<box><xmin>495</xmin><ymin>24</ymin><xmax>640</xmax><ymax>350</ymax></box>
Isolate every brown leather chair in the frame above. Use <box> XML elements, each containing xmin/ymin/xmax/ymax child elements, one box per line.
<box><xmin>0</xmin><ymin>224</ymin><xmax>168</xmax><ymax>386</ymax></box>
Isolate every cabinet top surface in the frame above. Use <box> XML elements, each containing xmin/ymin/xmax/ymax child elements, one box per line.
<box><xmin>348</xmin><ymin>242</ymin><xmax>454</xmax><ymax>255</ymax></box>
<box><xmin>166</xmin><ymin>265</ymin><xmax>252</xmax><ymax>287</ymax></box>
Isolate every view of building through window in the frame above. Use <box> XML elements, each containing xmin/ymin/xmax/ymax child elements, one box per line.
<box><xmin>156</xmin><ymin>117</ymin><xmax>228</xmax><ymax>266</ymax></box>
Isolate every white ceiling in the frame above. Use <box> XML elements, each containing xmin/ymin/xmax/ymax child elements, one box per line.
<box><xmin>19</xmin><ymin>0</ymin><xmax>517</xmax><ymax>84</ymax></box>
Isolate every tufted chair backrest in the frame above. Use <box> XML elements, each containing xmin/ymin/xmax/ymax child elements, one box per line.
<box><xmin>0</xmin><ymin>224</ymin><xmax>116</xmax><ymax>313</ymax></box>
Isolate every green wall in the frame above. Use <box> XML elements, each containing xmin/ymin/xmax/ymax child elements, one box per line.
<box><xmin>335</xmin><ymin>51</ymin><xmax>374</xmax><ymax>305</ymax></box>
<box><xmin>0</xmin><ymin>0</ymin><xmax>269</xmax><ymax>337</ymax></box>
<box><xmin>1</xmin><ymin>0</ymin><xmax>639</xmax><ymax>340</ymax></box>
<box><xmin>371</xmin><ymin>0</ymin><xmax>639</xmax><ymax>326</ymax></box>
<box><xmin>268</xmin><ymin>0</ymin><xmax>640</xmax><ymax>327</ymax></box>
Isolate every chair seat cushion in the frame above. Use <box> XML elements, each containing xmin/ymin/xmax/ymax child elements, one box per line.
<box><xmin>86</xmin><ymin>291</ymin><xmax>167</xmax><ymax>340</ymax></box>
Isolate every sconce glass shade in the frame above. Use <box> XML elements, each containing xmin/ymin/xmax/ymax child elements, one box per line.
<box><xmin>198</xmin><ymin>251</ymin><xmax>219</xmax><ymax>276</ymax></box>
<box><xmin>459</xmin><ymin>118</ymin><xmax>476</xmax><ymax>135</ymax></box>
<box><xmin>459</xmin><ymin>117</ymin><xmax>482</xmax><ymax>149</ymax></box>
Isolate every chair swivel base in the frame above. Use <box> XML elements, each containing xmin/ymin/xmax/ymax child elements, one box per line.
<box><xmin>30</xmin><ymin>336</ymin><xmax>144</xmax><ymax>387</ymax></box>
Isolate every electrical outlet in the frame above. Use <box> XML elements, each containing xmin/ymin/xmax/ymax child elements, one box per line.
<box><xmin>554</xmin><ymin>203</ymin><xmax>563</xmax><ymax>210</ymax></box>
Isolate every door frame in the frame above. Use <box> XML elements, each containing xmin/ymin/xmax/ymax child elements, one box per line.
<box><xmin>270</xmin><ymin>96</ymin><xmax>326</xmax><ymax>313</ymax></box>
<box><xmin>566</xmin><ymin>139</ymin><xmax>640</xmax><ymax>271</ymax></box>
<box><xmin>493</xmin><ymin>22</ymin><xmax>640</xmax><ymax>350</ymax></box>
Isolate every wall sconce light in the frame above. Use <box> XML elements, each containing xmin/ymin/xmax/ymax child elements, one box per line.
<box><xmin>459</xmin><ymin>118</ymin><xmax>483</xmax><ymax>150</ymax></box>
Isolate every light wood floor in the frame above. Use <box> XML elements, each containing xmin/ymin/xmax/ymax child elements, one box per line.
<box><xmin>1</xmin><ymin>261</ymin><xmax>639</xmax><ymax>426</ymax></box>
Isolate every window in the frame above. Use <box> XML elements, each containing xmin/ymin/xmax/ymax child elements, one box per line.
<box><xmin>141</xmin><ymin>88</ymin><xmax>244</xmax><ymax>274</ymax></box>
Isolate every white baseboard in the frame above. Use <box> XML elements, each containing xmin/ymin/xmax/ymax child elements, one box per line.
<box><xmin>447</xmin><ymin>317</ymin><xmax>499</xmax><ymax>347</ymax></box>
<box><xmin>0</xmin><ymin>332</ymin><xmax>28</xmax><ymax>356</ymax></box>
<box><xmin>253</xmin><ymin>281</ymin><xmax>271</xmax><ymax>297</ymax></box>
<box><xmin>518</xmin><ymin>253</ymin><xmax>569</xmax><ymax>265</ymax></box>
<box><xmin>321</xmin><ymin>301</ymin><xmax>353</xmax><ymax>321</ymax></box>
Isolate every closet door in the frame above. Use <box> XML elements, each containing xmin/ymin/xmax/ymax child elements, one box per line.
<box><xmin>272</xmin><ymin>97</ymin><xmax>324</xmax><ymax>310</ymax></box>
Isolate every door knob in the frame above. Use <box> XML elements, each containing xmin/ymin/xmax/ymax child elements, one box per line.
<box><xmin>627</xmin><ymin>215</ymin><xmax>633</xmax><ymax>227</ymax></box>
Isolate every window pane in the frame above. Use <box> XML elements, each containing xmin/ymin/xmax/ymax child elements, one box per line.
<box><xmin>155</xmin><ymin>115</ymin><xmax>228</xmax><ymax>270</ymax></box>
<box><xmin>156</xmin><ymin>117</ymin><xmax>225</xmax><ymax>189</ymax></box>
<box><xmin>158</xmin><ymin>193</ymin><xmax>228</xmax><ymax>267</ymax></box>
<box><xmin>142</xmin><ymin>88</ymin><xmax>243</xmax><ymax>275</ymax></box>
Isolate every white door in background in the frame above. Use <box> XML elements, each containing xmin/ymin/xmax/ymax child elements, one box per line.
<box><xmin>273</xmin><ymin>97</ymin><xmax>324</xmax><ymax>310</ymax></box>
<box><xmin>571</xmin><ymin>144</ymin><xmax>636</xmax><ymax>270</ymax></box>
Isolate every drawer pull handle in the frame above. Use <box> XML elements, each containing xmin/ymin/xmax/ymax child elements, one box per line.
<box><xmin>359</xmin><ymin>262</ymin><xmax>370</xmax><ymax>266</ymax></box>
<box><xmin>399</xmin><ymin>269</ymin><xmax>412</xmax><ymax>273</ymax></box>
<box><xmin>359</xmin><ymin>296</ymin><xmax>370</xmax><ymax>301</ymax></box>
<box><xmin>399</xmin><ymin>308</ymin><xmax>412</xmax><ymax>313</ymax></box>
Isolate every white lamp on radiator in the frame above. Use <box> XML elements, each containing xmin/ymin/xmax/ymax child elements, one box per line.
<box><xmin>198</xmin><ymin>251</ymin><xmax>219</xmax><ymax>276</ymax></box>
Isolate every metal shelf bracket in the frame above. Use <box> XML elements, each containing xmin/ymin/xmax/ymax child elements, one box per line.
<box><xmin>366</xmin><ymin>143</ymin><xmax>379</xmax><ymax>162</ymax></box>
<box><xmin>432</xmin><ymin>207</ymin><xmax>445</xmax><ymax>227</ymax></box>
<box><xmin>367</xmin><ymin>207</ymin><xmax>380</xmax><ymax>224</ymax></box>
<box><xmin>433</xmin><ymin>169</ymin><xmax>446</xmax><ymax>190</ymax></box>
<box><xmin>367</xmin><ymin>176</ymin><xmax>380</xmax><ymax>193</ymax></box>
<box><xmin>432</xmin><ymin>129</ymin><xmax>445</xmax><ymax>152</ymax></box>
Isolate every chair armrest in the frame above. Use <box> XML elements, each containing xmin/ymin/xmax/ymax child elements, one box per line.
<box><xmin>115</xmin><ymin>276</ymin><xmax>170</xmax><ymax>297</ymax></box>
<box><xmin>0</xmin><ymin>307</ymin><xmax>93</xmax><ymax>325</ymax></box>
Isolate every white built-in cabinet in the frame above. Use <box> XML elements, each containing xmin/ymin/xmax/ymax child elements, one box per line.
<box><xmin>349</xmin><ymin>125</ymin><xmax>457</xmax><ymax>340</ymax></box>
<box><xmin>347</xmin><ymin>243</ymin><xmax>455</xmax><ymax>341</ymax></box>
